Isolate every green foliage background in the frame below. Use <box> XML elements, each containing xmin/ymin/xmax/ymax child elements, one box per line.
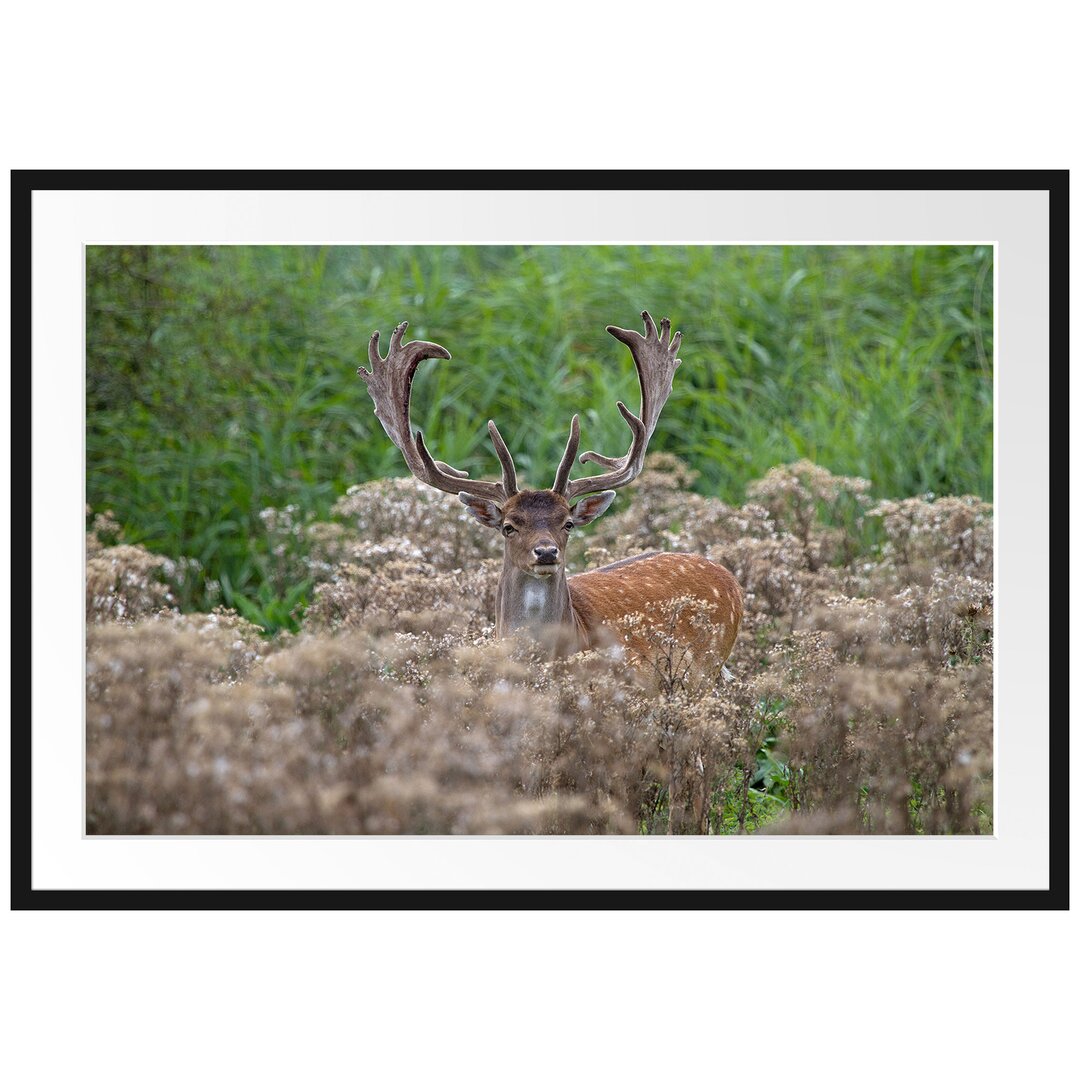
<box><xmin>86</xmin><ymin>245</ymin><xmax>993</xmax><ymax>623</ymax></box>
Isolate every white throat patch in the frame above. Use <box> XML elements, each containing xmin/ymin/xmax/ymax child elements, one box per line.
<box><xmin>521</xmin><ymin>581</ymin><xmax>548</xmax><ymax>617</ymax></box>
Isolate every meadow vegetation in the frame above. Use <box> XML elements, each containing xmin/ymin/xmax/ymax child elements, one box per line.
<box><xmin>85</xmin><ymin>245</ymin><xmax>993</xmax><ymax>834</ymax></box>
<box><xmin>86</xmin><ymin>459</ymin><xmax>993</xmax><ymax>835</ymax></box>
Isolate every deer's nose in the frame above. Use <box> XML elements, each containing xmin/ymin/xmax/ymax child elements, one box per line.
<box><xmin>533</xmin><ymin>545</ymin><xmax>559</xmax><ymax>564</ymax></box>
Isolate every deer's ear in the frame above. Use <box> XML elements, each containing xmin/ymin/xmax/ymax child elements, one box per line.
<box><xmin>570</xmin><ymin>490</ymin><xmax>617</xmax><ymax>527</ymax></box>
<box><xmin>458</xmin><ymin>492</ymin><xmax>503</xmax><ymax>529</ymax></box>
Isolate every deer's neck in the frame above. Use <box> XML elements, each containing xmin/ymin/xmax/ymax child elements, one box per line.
<box><xmin>496</xmin><ymin>555</ymin><xmax>582</xmax><ymax>651</ymax></box>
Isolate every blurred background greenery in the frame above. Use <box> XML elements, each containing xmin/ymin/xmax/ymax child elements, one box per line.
<box><xmin>86</xmin><ymin>244</ymin><xmax>993</xmax><ymax>627</ymax></box>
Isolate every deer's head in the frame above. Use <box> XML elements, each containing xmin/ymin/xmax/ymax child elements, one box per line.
<box><xmin>459</xmin><ymin>488</ymin><xmax>617</xmax><ymax>576</ymax></box>
<box><xmin>357</xmin><ymin>311</ymin><xmax>682</xmax><ymax>572</ymax></box>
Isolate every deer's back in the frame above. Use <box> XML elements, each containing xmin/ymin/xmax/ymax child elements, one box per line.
<box><xmin>568</xmin><ymin>552</ymin><xmax>743</xmax><ymax>664</ymax></box>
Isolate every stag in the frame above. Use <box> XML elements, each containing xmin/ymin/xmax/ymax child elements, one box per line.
<box><xmin>357</xmin><ymin>312</ymin><xmax>742</xmax><ymax>668</ymax></box>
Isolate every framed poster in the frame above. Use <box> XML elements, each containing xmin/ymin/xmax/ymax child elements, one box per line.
<box><xmin>10</xmin><ymin>170</ymin><xmax>1066</xmax><ymax>909</ymax></box>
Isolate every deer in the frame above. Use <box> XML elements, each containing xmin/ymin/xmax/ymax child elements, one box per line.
<box><xmin>357</xmin><ymin>311</ymin><xmax>742</xmax><ymax>672</ymax></box>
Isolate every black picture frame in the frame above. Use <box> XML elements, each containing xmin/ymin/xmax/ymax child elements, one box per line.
<box><xmin>10</xmin><ymin>169</ymin><xmax>1068</xmax><ymax>911</ymax></box>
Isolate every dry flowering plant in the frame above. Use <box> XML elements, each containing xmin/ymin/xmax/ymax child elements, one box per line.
<box><xmin>86</xmin><ymin>457</ymin><xmax>993</xmax><ymax>836</ymax></box>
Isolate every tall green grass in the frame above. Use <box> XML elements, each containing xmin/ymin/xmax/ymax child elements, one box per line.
<box><xmin>86</xmin><ymin>244</ymin><xmax>993</xmax><ymax>625</ymax></box>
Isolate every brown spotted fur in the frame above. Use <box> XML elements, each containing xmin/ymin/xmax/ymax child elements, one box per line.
<box><xmin>569</xmin><ymin>552</ymin><xmax>743</xmax><ymax>663</ymax></box>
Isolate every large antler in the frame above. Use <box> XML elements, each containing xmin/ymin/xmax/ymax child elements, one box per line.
<box><xmin>552</xmin><ymin>310</ymin><xmax>682</xmax><ymax>499</ymax></box>
<box><xmin>357</xmin><ymin>321</ymin><xmax>517</xmax><ymax>502</ymax></box>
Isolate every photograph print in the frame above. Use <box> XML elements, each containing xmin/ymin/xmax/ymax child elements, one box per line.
<box><xmin>85</xmin><ymin>243</ymin><xmax>994</xmax><ymax>837</ymax></box>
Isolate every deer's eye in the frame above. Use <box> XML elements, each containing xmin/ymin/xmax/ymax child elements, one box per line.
<box><xmin>564</xmin><ymin>521</ymin><xmax>574</xmax><ymax>531</ymax></box>
<box><xmin>502</xmin><ymin>524</ymin><xmax>516</xmax><ymax>537</ymax></box>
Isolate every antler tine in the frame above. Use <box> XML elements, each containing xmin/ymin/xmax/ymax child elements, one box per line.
<box><xmin>486</xmin><ymin>420</ymin><xmax>518</xmax><ymax>497</ymax></box>
<box><xmin>358</xmin><ymin>321</ymin><xmax>514</xmax><ymax>503</ymax></box>
<box><xmin>550</xmin><ymin>414</ymin><xmax>580</xmax><ymax>495</ymax></box>
<box><xmin>565</xmin><ymin>310</ymin><xmax>682</xmax><ymax>501</ymax></box>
